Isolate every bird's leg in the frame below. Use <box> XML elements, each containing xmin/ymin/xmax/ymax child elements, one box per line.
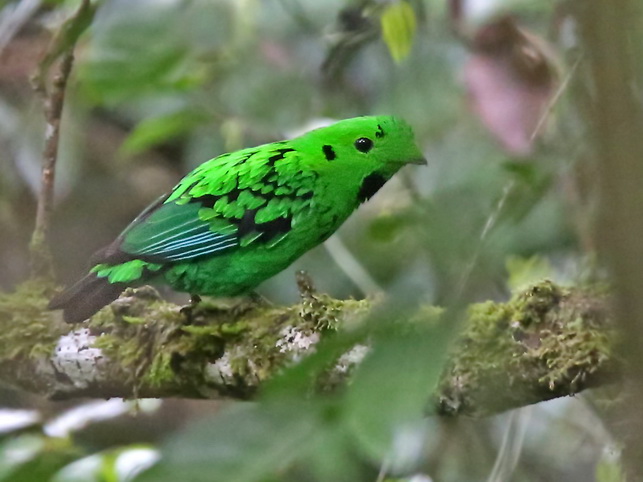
<box><xmin>229</xmin><ymin>291</ymin><xmax>272</xmax><ymax>317</ymax></box>
<box><xmin>190</xmin><ymin>294</ymin><xmax>202</xmax><ymax>305</ymax></box>
<box><xmin>248</xmin><ymin>291</ymin><xmax>272</xmax><ymax>307</ymax></box>
<box><xmin>180</xmin><ymin>294</ymin><xmax>202</xmax><ymax>323</ymax></box>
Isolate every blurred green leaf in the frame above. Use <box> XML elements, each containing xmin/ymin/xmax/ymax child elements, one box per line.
<box><xmin>121</xmin><ymin>110</ymin><xmax>208</xmax><ymax>155</ymax></box>
<box><xmin>506</xmin><ymin>255</ymin><xmax>553</xmax><ymax>293</ymax></box>
<box><xmin>368</xmin><ymin>211</ymin><xmax>411</xmax><ymax>243</ymax></box>
<box><xmin>295</xmin><ymin>401</ymin><xmax>365</xmax><ymax>482</ymax></box>
<box><xmin>79</xmin><ymin>0</ymin><xmax>200</xmax><ymax>104</ymax></box>
<box><xmin>501</xmin><ymin>162</ymin><xmax>553</xmax><ymax>223</ymax></box>
<box><xmin>595</xmin><ymin>457</ymin><xmax>625</xmax><ymax>482</ymax></box>
<box><xmin>344</xmin><ymin>321</ymin><xmax>451</xmax><ymax>461</ymax></box>
<box><xmin>52</xmin><ymin>445</ymin><xmax>158</xmax><ymax>482</ymax></box>
<box><xmin>381</xmin><ymin>1</ymin><xmax>417</xmax><ymax>63</ymax></box>
<box><xmin>0</xmin><ymin>435</ymin><xmax>79</xmax><ymax>482</ymax></box>
<box><xmin>263</xmin><ymin>326</ymin><xmax>365</xmax><ymax>399</ymax></box>
<box><xmin>136</xmin><ymin>402</ymin><xmax>318</xmax><ymax>482</ymax></box>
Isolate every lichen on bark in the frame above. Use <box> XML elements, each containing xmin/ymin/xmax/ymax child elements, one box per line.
<box><xmin>0</xmin><ymin>278</ymin><xmax>617</xmax><ymax>415</ymax></box>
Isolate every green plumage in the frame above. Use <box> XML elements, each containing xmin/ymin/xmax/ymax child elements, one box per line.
<box><xmin>49</xmin><ymin>116</ymin><xmax>425</xmax><ymax>323</ymax></box>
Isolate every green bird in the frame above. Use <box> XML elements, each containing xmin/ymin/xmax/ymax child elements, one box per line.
<box><xmin>49</xmin><ymin>116</ymin><xmax>425</xmax><ymax>323</ymax></box>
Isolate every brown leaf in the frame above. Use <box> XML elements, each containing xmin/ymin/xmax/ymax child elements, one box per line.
<box><xmin>464</xmin><ymin>16</ymin><xmax>557</xmax><ymax>156</ymax></box>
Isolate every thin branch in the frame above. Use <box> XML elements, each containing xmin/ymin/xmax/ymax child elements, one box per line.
<box><xmin>324</xmin><ymin>235</ymin><xmax>383</xmax><ymax>296</ymax></box>
<box><xmin>30</xmin><ymin>50</ymin><xmax>75</xmax><ymax>277</ymax></box>
<box><xmin>29</xmin><ymin>0</ymin><xmax>95</xmax><ymax>277</ymax></box>
<box><xmin>454</xmin><ymin>179</ymin><xmax>515</xmax><ymax>299</ymax></box>
<box><xmin>529</xmin><ymin>54</ymin><xmax>583</xmax><ymax>144</ymax></box>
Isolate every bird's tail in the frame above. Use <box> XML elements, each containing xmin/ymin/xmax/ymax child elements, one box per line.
<box><xmin>48</xmin><ymin>273</ymin><xmax>125</xmax><ymax>324</ymax></box>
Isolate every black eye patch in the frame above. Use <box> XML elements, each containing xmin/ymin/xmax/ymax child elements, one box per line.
<box><xmin>354</xmin><ymin>137</ymin><xmax>373</xmax><ymax>153</ymax></box>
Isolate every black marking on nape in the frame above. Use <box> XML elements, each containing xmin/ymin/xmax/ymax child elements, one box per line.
<box><xmin>358</xmin><ymin>173</ymin><xmax>388</xmax><ymax>203</ymax></box>
<box><xmin>267</xmin><ymin>148</ymin><xmax>296</xmax><ymax>167</ymax></box>
<box><xmin>375</xmin><ymin>124</ymin><xmax>385</xmax><ymax>138</ymax></box>
<box><xmin>322</xmin><ymin>145</ymin><xmax>336</xmax><ymax>161</ymax></box>
<box><xmin>235</xmin><ymin>209</ymin><xmax>292</xmax><ymax>243</ymax></box>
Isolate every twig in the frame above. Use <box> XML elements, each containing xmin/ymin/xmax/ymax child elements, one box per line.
<box><xmin>455</xmin><ymin>53</ymin><xmax>581</xmax><ymax>299</ymax></box>
<box><xmin>529</xmin><ymin>54</ymin><xmax>583</xmax><ymax>143</ymax></box>
<box><xmin>30</xmin><ymin>50</ymin><xmax>75</xmax><ymax>277</ymax></box>
<box><xmin>29</xmin><ymin>0</ymin><xmax>95</xmax><ymax>277</ymax></box>
<box><xmin>486</xmin><ymin>407</ymin><xmax>532</xmax><ymax>482</ymax></box>
<box><xmin>454</xmin><ymin>179</ymin><xmax>515</xmax><ymax>298</ymax></box>
<box><xmin>324</xmin><ymin>235</ymin><xmax>383</xmax><ymax>296</ymax></box>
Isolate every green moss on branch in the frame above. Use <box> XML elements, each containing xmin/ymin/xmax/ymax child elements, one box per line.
<box><xmin>437</xmin><ymin>281</ymin><xmax>615</xmax><ymax>416</ymax></box>
<box><xmin>0</xmin><ymin>279</ymin><xmax>617</xmax><ymax>414</ymax></box>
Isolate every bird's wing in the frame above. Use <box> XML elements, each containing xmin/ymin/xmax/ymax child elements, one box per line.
<box><xmin>103</xmin><ymin>144</ymin><xmax>315</xmax><ymax>264</ymax></box>
<box><xmin>119</xmin><ymin>200</ymin><xmax>238</xmax><ymax>262</ymax></box>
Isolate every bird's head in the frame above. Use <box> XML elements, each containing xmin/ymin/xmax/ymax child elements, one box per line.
<box><xmin>294</xmin><ymin>115</ymin><xmax>426</xmax><ymax>177</ymax></box>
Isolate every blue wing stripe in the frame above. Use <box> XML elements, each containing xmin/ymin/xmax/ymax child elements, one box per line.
<box><xmin>141</xmin><ymin>221</ymin><xmax>205</xmax><ymax>246</ymax></box>
<box><xmin>118</xmin><ymin>198</ymin><xmax>240</xmax><ymax>262</ymax></box>
<box><xmin>137</xmin><ymin>227</ymin><xmax>213</xmax><ymax>254</ymax></box>
<box><xmin>150</xmin><ymin>232</ymin><xmax>227</xmax><ymax>255</ymax></box>
<box><xmin>163</xmin><ymin>241</ymin><xmax>237</xmax><ymax>261</ymax></box>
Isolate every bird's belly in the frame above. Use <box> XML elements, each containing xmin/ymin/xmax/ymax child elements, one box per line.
<box><xmin>161</xmin><ymin>207</ymin><xmax>351</xmax><ymax>296</ymax></box>
<box><xmin>162</xmin><ymin>237</ymin><xmax>314</xmax><ymax>296</ymax></box>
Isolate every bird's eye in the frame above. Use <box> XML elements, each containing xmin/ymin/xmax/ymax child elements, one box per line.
<box><xmin>354</xmin><ymin>137</ymin><xmax>373</xmax><ymax>153</ymax></box>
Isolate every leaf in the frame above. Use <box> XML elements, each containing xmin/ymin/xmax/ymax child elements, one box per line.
<box><xmin>121</xmin><ymin>110</ymin><xmax>208</xmax><ymax>155</ymax></box>
<box><xmin>263</xmin><ymin>325</ymin><xmax>366</xmax><ymax>399</ymax></box>
<box><xmin>296</xmin><ymin>402</ymin><xmax>365</xmax><ymax>482</ymax></box>
<box><xmin>344</xmin><ymin>320</ymin><xmax>452</xmax><ymax>463</ymax></box>
<box><xmin>135</xmin><ymin>402</ymin><xmax>318</xmax><ymax>482</ymax></box>
<box><xmin>79</xmin><ymin>0</ymin><xmax>200</xmax><ymax>104</ymax></box>
<box><xmin>0</xmin><ymin>435</ymin><xmax>79</xmax><ymax>482</ymax></box>
<box><xmin>506</xmin><ymin>255</ymin><xmax>553</xmax><ymax>293</ymax></box>
<box><xmin>381</xmin><ymin>1</ymin><xmax>417</xmax><ymax>63</ymax></box>
<box><xmin>52</xmin><ymin>446</ymin><xmax>158</xmax><ymax>482</ymax></box>
<box><xmin>595</xmin><ymin>457</ymin><xmax>625</xmax><ymax>482</ymax></box>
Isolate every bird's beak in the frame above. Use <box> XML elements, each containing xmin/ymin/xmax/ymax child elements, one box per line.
<box><xmin>408</xmin><ymin>156</ymin><xmax>428</xmax><ymax>165</ymax></box>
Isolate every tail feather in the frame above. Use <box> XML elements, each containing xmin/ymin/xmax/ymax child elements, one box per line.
<box><xmin>48</xmin><ymin>273</ymin><xmax>125</xmax><ymax>324</ymax></box>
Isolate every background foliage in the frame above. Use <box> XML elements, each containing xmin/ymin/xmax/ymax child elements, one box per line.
<box><xmin>0</xmin><ymin>0</ymin><xmax>628</xmax><ymax>480</ymax></box>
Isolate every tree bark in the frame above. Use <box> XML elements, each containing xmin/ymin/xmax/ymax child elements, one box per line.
<box><xmin>0</xmin><ymin>279</ymin><xmax>615</xmax><ymax>417</ymax></box>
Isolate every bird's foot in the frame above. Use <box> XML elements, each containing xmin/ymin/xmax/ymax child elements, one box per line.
<box><xmin>230</xmin><ymin>291</ymin><xmax>272</xmax><ymax>317</ymax></box>
<box><xmin>248</xmin><ymin>291</ymin><xmax>272</xmax><ymax>307</ymax></box>
<box><xmin>180</xmin><ymin>294</ymin><xmax>202</xmax><ymax>324</ymax></box>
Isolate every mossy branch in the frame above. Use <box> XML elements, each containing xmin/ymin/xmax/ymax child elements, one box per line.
<box><xmin>0</xmin><ymin>279</ymin><xmax>615</xmax><ymax>416</ymax></box>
